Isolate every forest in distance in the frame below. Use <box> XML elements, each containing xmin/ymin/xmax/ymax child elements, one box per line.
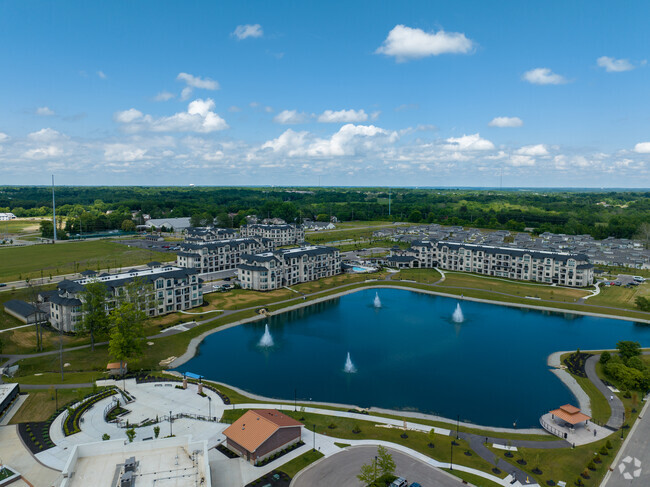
<box><xmin>1</xmin><ymin>185</ymin><xmax>649</xmax><ymax>240</ymax></box>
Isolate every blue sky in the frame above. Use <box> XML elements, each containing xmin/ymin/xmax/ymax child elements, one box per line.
<box><xmin>0</xmin><ymin>0</ymin><xmax>649</xmax><ymax>187</ymax></box>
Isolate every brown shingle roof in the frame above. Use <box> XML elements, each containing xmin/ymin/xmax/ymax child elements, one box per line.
<box><xmin>550</xmin><ymin>404</ymin><xmax>591</xmax><ymax>425</ymax></box>
<box><xmin>223</xmin><ymin>410</ymin><xmax>302</xmax><ymax>453</ymax></box>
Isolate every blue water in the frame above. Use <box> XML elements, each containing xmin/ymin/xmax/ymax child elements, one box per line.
<box><xmin>176</xmin><ymin>288</ymin><xmax>650</xmax><ymax>427</ymax></box>
<box><xmin>352</xmin><ymin>266</ymin><xmax>371</xmax><ymax>272</ymax></box>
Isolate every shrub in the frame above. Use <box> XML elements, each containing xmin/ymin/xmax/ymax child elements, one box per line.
<box><xmin>352</xmin><ymin>424</ymin><xmax>361</xmax><ymax>434</ymax></box>
<box><xmin>594</xmin><ymin>453</ymin><xmax>602</xmax><ymax>463</ymax></box>
<box><xmin>154</xmin><ymin>426</ymin><xmax>160</xmax><ymax>438</ymax></box>
<box><xmin>575</xmin><ymin>477</ymin><xmax>584</xmax><ymax>486</ymax></box>
<box><xmin>600</xmin><ymin>351</ymin><xmax>611</xmax><ymax>364</ymax></box>
<box><xmin>587</xmin><ymin>461</ymin><xmax>596</xmax><ymax>471</ymax></box>
<box><xmin>102</xmin><ymin>433</ymin><xmax>110</xmax><ymax>441</ymax></box>
<box><xmin>599</xmin><ymin>446</ymin><xmax>608</xmax><ymax>455</ymax></box>
<box><xmin>606</xmin><ymin>440</ymin><xmax>613</xmax><ymax>449</ymax></box>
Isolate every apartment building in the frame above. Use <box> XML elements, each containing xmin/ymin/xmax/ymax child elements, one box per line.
<box><xmin>176</xmin><ymin>237</ymin><xmax>275</xmax><ymax>273</ymax></box>
<box><xmin>39</xmin><ymin>263</ymin><xmax>203</xmax><ymax>332</ymax></box>
<box><xmin>184</xmin><ymin>227</ymin><xmax>238</xmax><ymax>243</ymax></box>
<box><xmin>238</xmin><ymin>245</ymin><xmax>341</xmax><ymax>291</ymax></box>
<box><xmin>388</xmin><ymin>240</ymin><xmax>594</xmax><ymax>287</ymax></box>
<box><xmin>239</xmin><ymin>224</ymin><xmax>305</xmax><ymax>246</ymax></box>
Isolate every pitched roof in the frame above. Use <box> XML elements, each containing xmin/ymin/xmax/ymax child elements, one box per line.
<box><xmin>223</xmin><ymin>409</ymin><xmax>302</xmax><ymax>453</ymax></box>
<box><xmin>549</xmin><ymin>404</ymin><xmax>591</xmax><ymax>424</ymax></box>
<box><xmin>3</xmin><ymin>299</ymin><xmax>41</xmax><ymax>318</ymax></box>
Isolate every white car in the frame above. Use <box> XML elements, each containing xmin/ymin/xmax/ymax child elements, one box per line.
<box><xmin>632</xmin><ymin>276</ymin><xmax>646</xmax><ymax>282</ymax></box>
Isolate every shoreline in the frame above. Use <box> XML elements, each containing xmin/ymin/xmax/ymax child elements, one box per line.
<box><xmin>169</xmin><ymin>285</ymin><xmax>639</xmax><ymax>433</ymax></box>
<box><xmin>172</xmin><ymin>282</ymin><xmax>648</xmax><ymax>369</ymax></box>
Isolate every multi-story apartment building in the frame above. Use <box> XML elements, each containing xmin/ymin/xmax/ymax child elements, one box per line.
<box><xmin>176</xmin><ymin>237</ymin><xmax>275</xmax><ymax>274</ymax></box>
<box><xmin>184</xmin><ymin>227</ymin><xmax>238</xmax><ymax>243</ymax></box>
<box><xmin>388</xmin><ymin>240</ymin><xmax>594</xmax><ymax>287</ymax></box>
<box><xmin>40</xmin><ymin>263</ymin><xmax>203</xmax><ymax>332</ymax></box>
<box><xmin>238</xmin><ymin>246</ymin><xmax>341</xmax><ymax>291</ymax></box>
<box><xmin>239</xmin><ymin>224</ymin><xmax>305</xmax><ymax>246</ymax></box>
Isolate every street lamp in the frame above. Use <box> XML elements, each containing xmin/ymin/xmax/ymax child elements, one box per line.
<box><xmin>208</xmin><ymin>396</ymin><xmax>212</xmax><ymax>420</ymax></box>
<box><xmin>456</xmin><ymin>414</ymin><xmax>460</xmax><ymax>440</ymax></box>
<box><xmin>450</xmin><ymin>441</ymin><xmax>454</xmax><ymax>471</ymax></box>
<box><xmin>374</xmin><ymin>455</ymin><xmax>378</xmax><ymax>482</ymax></box>
<box><xmin>169</xmin><ymin>410</ymin><xmax>173</xmax><ymax>436</ymax></box>
<box><xmin>312</xmin><ymin>424</ymin><xmax>316</xmax><ymax>451</ymax></box>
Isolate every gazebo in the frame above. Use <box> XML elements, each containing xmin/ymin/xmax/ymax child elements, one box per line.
<box><xmin>550</xmin><ymin>404</ymin><xmax>591</xmax><ymax>428</ymax></box>
<box><xmin>541</xmin><ymin>404</ymin><xmax>592</xmax><ymax>441</ymax></box>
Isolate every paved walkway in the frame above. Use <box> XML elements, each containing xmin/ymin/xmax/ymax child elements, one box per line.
<box><xmin>585</xmin><ymin>354</ymin><xmax>625</xmax><ymax>430</ymax></box>
<box><xmin>0</xmin><ymin>425</ymin><xmax>61</xmax><ymax>487</ymax></box>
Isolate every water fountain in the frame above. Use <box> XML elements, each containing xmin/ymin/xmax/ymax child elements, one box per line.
<box><xmin>343</xmin><ymin>352</ymin><xmax>357</xmax><ymax>373</ymax></box>
<box><xmin>373</xmin><ymin>292</ymin><xmax>382</xmax><ymax>308</ymax></box>
<box><xmin>452</xmin><ymin>303</ymin><xmax>465</xmax><ymax>323</ymax></box>
<box><xmin>258</xmin><ymin>324</ymin><xmax>274</xmax><ymax>347</ymax></box>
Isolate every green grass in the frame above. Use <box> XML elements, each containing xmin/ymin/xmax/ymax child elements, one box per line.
<box><xmin>277</xmin><ymin>450</ymin><xmax>324</xmax><ymax>477</ymax></box>
<box><xmin>334</xmin><ymin>442</ymin><xmax>351</xmax><ymax>448</ymax></box>
<box><xmin>0</xmin><ymin>240</ymin><xmax>174</xmax><ymax>283</ymax></box>
<box><xmin>442</xmin><ymin>469</ymin><xmax>503</xmax><ymax>487</ymax></box>
<box><xmin>9</xmin><ymin>387</ymin><xmax>95</xmax><ymax>423</ymax></box>
<box><xmin>0</xmin><ymin>218</ymin><xmax>47</xmax><ymax>235</ymax></box>
<box><xmin>394</xmin><ymin>268</ymin><xmax>442</xmax><ymax>283</ymax></box>
<box><xmin>589</xmin><ymin>283</ymin><xmax>650</xmax><ymax>310</ymax></box>
<box><xmin>4</xmin><ymin>371</ymin><xmax>104</xmax><ymax>385</ymax></box>
<box><xmin>559</xmin><ymin>352</ymin><xmax>611</xmax><ymax>424</ymax></box>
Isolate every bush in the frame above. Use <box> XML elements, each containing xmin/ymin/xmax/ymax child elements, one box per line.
<box><xmin>600</xmin><ymin>351</ymin><xmax>611</xmax><ymax>364</ymax></box>
<box><xmin>575</xmin><ymin>477</ymin><xmax>584</xmax><ymax>486</ymax></box>
<box><xmin>102</xmin><ymin>433</ymin><xmax>110</xmax><ymax>441</ymax></box>
<box><xmin>594</xmin><ymin>453</ymin><xmax>602</xmax><ymax>463</ymax></box>
<box><xmin>352</xmin><ymin>424</ymin><xmax>361</xmax><ymax>434</ymax></box>
<box><xmin>599</xmin><ymin>446</ymin><xmax>609</xmax><ymax>455</ymax></box>
<box><xmin>587</xmin><ymin>461</ymin><xmax>596</xmax><ymax>471</ymax></box>
<box><xmin>606</xmin><ymin>440</ymin><xmax>613</xmax><ymax>449</ymax></box>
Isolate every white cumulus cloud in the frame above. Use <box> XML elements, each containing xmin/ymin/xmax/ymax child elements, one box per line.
<box><xmin>177</xmin><ymin>72</ymin><xmax>220</xmax><ymax>100</ymax></box>
<box><xmin>233</xmin><ymin>24</ymin><xmax>263</xmax><ymax>40</ymax></box>
<box><xmin>522</xmin><ymin>68</ymin><xmax>567</xmax><ymax>85</ymax></box>
<box><xmin>0</xmin><ymin>132</ymin><xmax>9</xmax><ymax>142</ymax></box>
<box><xmin>488</xmin><ymin>116</ymin><xmax>523</xmax><ymax>128</ymax></box>
<box><xmin>36</xmin><ymin>106</ymin><xmax>55</xmax><ymax>116</ymax></box>
<box><xmin>443</xmin><ymin>133</ymin><xmax>494</xmax><ymax>151</ymax></box>
<box><xmin>317</xmin><ymin>109</ymin><xmax>368</xmax><ymax>123</ymax></box>
<box><xmin>634</xmin><ymin>142</ymin><xmax>650</xmax><ymax>153</ymax></box>
<box><xmin>28</xmin><ymin>128</ymin><xmax>66</xmax><ymax>142</ymax></box>
<box><xmin>376</xmin><ymin>24</ymin><xmax>474</xmax><ymax>61</ymax></box>
<box><xmin>114</xmin><ymin>99</ymin><xmax>228</xmax><ymax>133</ymax></box>
<box><xmin>154</xmin><ymin>91</ymin><xmax>175</xmax><ymax>102</ymax></box>
<box><xmin>273</xmin><ymin>110</ymin><xmax>310</xmax><ymax>124</ymax></box>
<box><xmin>597</xmin><ymin>56</ymin><xmax>634</xmax><ymax>73</ymax></box>
<box><xmin>104</xmin><ymin>143</ymin><xmax>148</xmax><ymax>162</ymax></box>
<box><xmin>517</xmin><ymin>144</ymin><xmax>548</xmax><ymax>156</ymax></box>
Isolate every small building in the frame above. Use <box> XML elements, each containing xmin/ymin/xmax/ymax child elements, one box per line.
<box><xmin>540</xmin><ymin>404</ymin><xmax>601</xmax><ymax>445</ymax></box>
<box><xmin>106</xmin><ymin>362</ymin><xmax>127</xmax><ymax>377</ymax></box>
<box><xmin>0</xmin><ymin>383</ymin><xmax>20</xmax><ymax>419</ymax></box>
<box><xmin>144</xmin><ymin>217</ymin><xmax>192</xmax><ymax>232</ymax></box>
<box><xmin>3</xmin><ymin>300</ymin><xmax>47</xmax><ymax>324</ymax></box>
<box><xmin>223</xmin><ymin>409</ymin><xmax>303</xmax><ymax>465</ymax></box>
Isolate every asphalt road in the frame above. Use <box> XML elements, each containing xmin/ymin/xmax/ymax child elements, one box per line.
<box><xmin>602</xmin><ymin>399</ymin><xmax>650</xmax><ymax>487</ymax></box>
<box><xmin>292</xmin><ymin>446</ymin><xmax>462</xmax><ymax>487</ymax></box>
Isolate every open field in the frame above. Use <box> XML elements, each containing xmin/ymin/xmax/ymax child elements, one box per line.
<box><xmin>0</xmin><ymin>218</ymin><xmax>49</xmax><ymax>235</ymax></box>
<box><xmin>9</xmin><ymin>387</ymin><xmax>95</xmax><ymax>423</ymax></box>
<box><xmin>0</xmin><ymin>240</ymin><xmax>175</xmax><ymax>283</ymax></box>
<box><xmin>394</xmin><ymin>268</ymin><xmax>442</xmax><ymax>283</ymax></box>
<box><xmin>589</xmin><ymin>282</ymin><xmax>650</xmax><ymax>310</ymax></box>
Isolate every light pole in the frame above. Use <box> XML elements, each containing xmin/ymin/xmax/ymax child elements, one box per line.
<box><xmin>294</xmin><ymin>388</ymin><xmax>297</xmax><ymax>412</ymax></box>
<box><xmin>456</xmin><ymin>414</ymin><xmax>460</xmax><ymax>440</ymax></box>
<box><xmin>208</xmin><ymin>396</ymin><xmax>212</xmax><ymax>420</ymax></box>
<box><xmin>312</xmin><ymin>424</ymin><xmax>316</xmax><ymax>451</ymax></box>
<box><xmin>169</xmin><ymin>410</ymin><xmax>173</xmax><ymax>437</ymax></box>
<box><xmin>450</xmin><ymin>441</ymin><xmax>453</xmax><ymax>471</ymax></box>
<box><xmin>374</xmin><ymin>455</ymin><xmax>377</xmax><ymax>482</ymax></box>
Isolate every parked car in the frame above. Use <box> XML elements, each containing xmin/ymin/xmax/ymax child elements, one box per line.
<box><xmin>410</xmin><ymin>483</ymin><xmax>422</xmax><ymax>487</ymax></box>
<box><xmin>223</xmin><ymin>277</ymin><xmax>231</xmax><ymax>281</ymax></box>
<box><xmin>633</xmin><ymin>276</ymin><xmax>646</xmax><ymax>282</ymax></box>
<box><xmin>613</xmin><ymin>281</ymin><xmax>622</xmax><ymax>286</ymax></box>
<box><xmin>389</xmin><ymin>478</ymin><xmax>408</xmax><ymax>487</ymax></box>
<box><xmin>0</xmin><ymin>283</ymin><xmax>6</xmax><ymax>287</ymax></box>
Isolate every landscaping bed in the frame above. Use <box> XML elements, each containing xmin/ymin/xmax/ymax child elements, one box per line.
<box><xmin>563</xmin><ymin>352</ymin><xmax>593</xmax><ymax>378</ymax></box>
<box><xmin>63</xmin><ymin>388</ymin><xmax>117</xmax><ymax>436</ymax></box>
<box><xmin>216</xmin><ymin>443</ymin><xmax>240</xmax><ymax>459</ymax></box>
<box><xmin>245</xmin><ymin>470</ymin><xmax>291</xmax><ymax>487</ymax></box>
<box><xmin>256</xmin><ymin>441</ymin><xmax>305</xmax><ymax>467</ymax></box>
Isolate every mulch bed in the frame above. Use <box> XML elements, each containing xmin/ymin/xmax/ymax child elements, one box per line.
<box><xmin>216</xmin><ymin>444</ymin><xmax>239</xmax><ymax>459</ymax></box>
<box><xmin>256</xmin><ymin>441</ymin><xmax>305</xmax><ymax>467</ymax></box>
<box><xmin>245</xmin><ymin>470</ymin><xmax>291</xmax><ymax>487</ymax></box>
<box><xmin>18</xmin><ymin>421</ymin><xmax>54</xmax><ymax>454</ymax></box>
<box><xmin>563</xmin><ymin>352</ymin><xmax>593</xmax><ymax>378</ymax></box>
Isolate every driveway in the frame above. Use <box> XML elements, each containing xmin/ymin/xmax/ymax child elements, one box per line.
<box><xmin>292</xmin><ymin>445</ymin><xmax>463</xmax><ymax>487</ymax></box>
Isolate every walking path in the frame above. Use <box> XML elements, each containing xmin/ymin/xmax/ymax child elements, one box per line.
<box><xmin>585</xmin><ymin>354</ymin><xmax>625</xmax><ymax>430</ymax></box>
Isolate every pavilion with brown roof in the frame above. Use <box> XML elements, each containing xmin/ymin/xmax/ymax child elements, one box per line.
<box><xmin>549</xmin><ymin>404</ymin><xmax>591</xmax><ymax>426</ymax></box>
<box><xmin>223</xmin><ymin>409</ymin><xmax>303</xmax><ymax>465</ymax></box>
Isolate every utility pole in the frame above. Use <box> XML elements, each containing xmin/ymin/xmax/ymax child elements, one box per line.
<box><xmin>388</xmin><ymin>188</ymin><xmax>391</xmax><ymax>217</ymax></box>
<box><xmin>52</xmin><ymin>175</ymin><xmax>57</xmax><ymax>241</ymax></box>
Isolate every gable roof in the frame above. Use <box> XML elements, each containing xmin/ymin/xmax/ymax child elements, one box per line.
<box><xmin>223</xmin><ymin>409</ymin><xmax>302</xmax><ymax>453</ymax></box>
<box><xmin>3</xmin><ymin>299</ymin><xmax>42</xmax><ymax>318</ymax></box>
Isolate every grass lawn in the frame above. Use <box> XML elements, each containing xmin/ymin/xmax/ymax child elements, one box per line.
<box><xmin>9</xmin><ymin>387</ymin><xmax>95</xmax><ymax>423</ymax></box>
<box><xmin>559</xmin><ymin>352</ymin><xmax>611</xmax><ymax>424</ymax></box>
<box><xmin>4</xmin><ymin>371</ymin><xmax>105</xmax><ymax>385</ymax></box>
<box><xmin>277</xmin><ymin>450</ymin><xmax>324</xmax><ymax>477</ymax></box>
<box><xmin>589</xmin><ymin>283</ymin><xmax>650</xmax><ymax>310</ymax></box>
<box><xmin>503</xmin><ymin>437</ymin><xmax>622</xmax><ymax>487</ymax></box>
<box><xmin>394</xmin><ymin>268</ymin><xmax>442</xmax><ymax>283</ymax></box>
<box><xmin>0</xmin><ymin>240</ymin><xmax>174</xmax><ymax>283</ymax></box>
<box><xmin>0</xmin><ymin>218</ymin><xmax>49</xmax><ymax>235</ymax></box>
<box><xmin>442</xmin><ymin>469</ymin><xmax>503</xmax><ymax>487</ymax></box>
<box><xmin>440</xmin><ymin>272</ymin><xmax>589</xmax><ymax>303</ymax></box>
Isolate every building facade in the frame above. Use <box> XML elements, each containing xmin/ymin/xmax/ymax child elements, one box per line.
<box><xmin>388</xmin><ymin>240</ymin><xmax>594</xmax><ymax>287</ymax></box>
<box><xmin>184</xmin><ymin>227</ymin><xmax>237</xmax><ymax>243</ymax></box>
<box><xmin>176</xmin><ymin>237</ymin><xmax>275</xmax><ymax>274</ymax></box>
<box><xmin>40</xmin><ymin>264</ymin><xmax>203</xmax><ymax>332</ymax></box>
<box><xmin>238</xmin><ymin>245</ymin><xmax>341</xmax><ymax>291</ymax></box>
<box><xmin>239</xmin><ymin>224</ymin><xmax>305</xmax><ymax>246</ymax></box>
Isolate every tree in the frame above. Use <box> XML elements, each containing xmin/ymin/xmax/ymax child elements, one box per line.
<box><xmin>154</xmin><ymin>425</ymin><xmax>160</xmax><ymax>438</ymax></box>
<box><xmin>356</xmin><ymin>460</ymin><xmax>377</xmax><ymax>485</ymax></box>
<box><xmin>121</xmin><ymin>219</ymin><xmax>135</xmax><ymax>232</ymax></box>
<box><xmin>40</xmin><ymin>220</ymin><xmax>54</xmax><ymax>239</ymax></box>
<box><xmin>316</xmin><ymin>213</ymin><xmax>329</xmax><ymax>222</ymax></box>
<box><xmin>599</xmin><ymin>351</ymin><xmax>611</xmax><ymax>364</ymax></box>
<box><xmin>80</xmin><ymin>280</ymin><xmax>110</xmax><ymax>351</ymax></box>
<box><xmin>634</xmin><ymin>222</ymin><xmax>650</xmax><ymax>249</ymax></box>
<box><xmin>376</xmin><ymin>445</ymin><xmax>396</xmax><ymax>477</ymax></box>
<box><xmin>617</xmin><ymin>341</ymin><xmax>641</xmax><ymax>361</ymax></box>
<box><xmin>108</xmin><ymin>301</ymin><xmax>146</xmax><ymax>374</ymax></box>
<box><xmin>636</xmin><ymin>296</ymin><xmax>650</xmax><ymax>312</ymax></box>
<box><xmin>126</xmin><ymin>428</ymin><xmax>136</xmax><ymax>443</ymax></box>
<box><xmin>102</xmin><ymin>433</ymin><xmax>111</xmax><ymax>441</ymax></box>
